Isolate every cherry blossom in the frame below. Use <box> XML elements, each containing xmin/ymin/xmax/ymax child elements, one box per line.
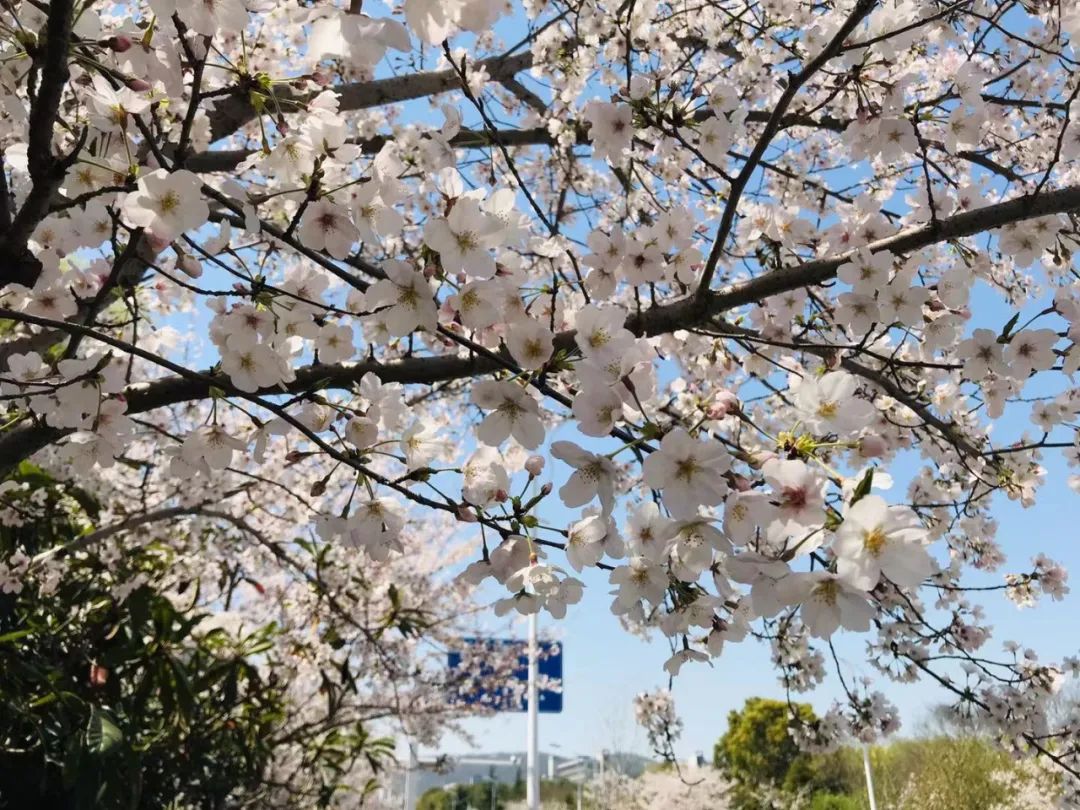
<box><xmin>642</xmin><ymin>429</ymin><xmax>730</xmax><ymax>519</ymax></box>
<box><xmin>423</xmin><ymin>196</ymin><xmax>504</xmax><ymax>279</ymax></box>
<box><xmin>4</xmin><ymin>0</ymin><xmax>1080</xmax><ymax>794</ymax></box>
<box><xmin>120</xmin><ymin>169</ymin><xmax>208</xmax><ymax>243</ymax></box>
<box><xmin>833</xmin><ymin>495</ymin><xmax>934</xmax><ymax>590</ymax></box>
<box><xmin>364</xmin><ymin>260</ymin><xmax>437</xmax><ymax>336</ymax></box>
<box><xmin>299</xmin><ymin>199</ymin><xmax>359</xmax><ymax>260</ymax></box>
<box><xmin>795</xmin><ymin>371</ymin><xmax>876</xmax><ymax>435</ymax></box>
<box><xmin>777</xmin><ymin>572</ymin><xmax>876</xmax><ymax>639</ymax></box>
<box><xmin>550</xmin><ymin>441</ymin><xmax>619</xmax><ymax>517</ymax></box>
<box><xmin>472</xmin><ymin>380</ymin><xmax>544</xmax><ymax>449</ymax></box>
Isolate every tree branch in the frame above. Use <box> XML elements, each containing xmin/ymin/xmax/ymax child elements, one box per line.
<box><xmin>0</xmin><ymin>0</ymin><xmax>76</xmax><ymax>288</ymax></box>
<box><xmin>693</xmin><ymin>0</ymin><xmax>879</xmax><ymax>301</ymax></box>
<box><xmin>206</xmin><ymin>51</ymin><xmax>535</xmax><ymax>142</ymax></box>
<box><xmin>2</xmin><ymin>183</ymin><xmax>1079</xmax><ymax>472</ymax></box>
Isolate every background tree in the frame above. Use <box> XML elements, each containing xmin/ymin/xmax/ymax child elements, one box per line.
<box><xmin>714</xmin><ymin>697</ymin><xmax>819</xmax><ymax>809</ymax></box>
<box><xmin>0</xmin><ymin>459</ymin><xmax>499</xmax><ymax>806</ymax></box>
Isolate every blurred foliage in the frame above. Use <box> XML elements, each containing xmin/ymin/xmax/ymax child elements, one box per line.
<box><xmin>417</xmin><ymin>777</ymin><xmax>587</xmax><ymax>810</ymax></box>
<box><xmin>417</xmin><ymin>782</ymin><xmax>508</xmax><ymax>810</ymax></box>
<box><xmin>0</xmin><ymin>463</ymin><xmax>394</xmax><ymax>809</ymax></box>
<box><xmin>714</xmin><ymin>696</ymin><xmax>1060</xmax><ymax>810</ymax></box>
<box><xmin>807</xmin><ymin>793</ymin><xmax>861</xmax><ymax>810</ymax></box>
<box><xmin>714</xmin><ymin>697</ymin><xmax>819</xmax><ymax>809</ymax></box>
<box><xmin>850</xmin><ymin>737</ymin><xmax>1019</xmax><ymax>810</ymax></box>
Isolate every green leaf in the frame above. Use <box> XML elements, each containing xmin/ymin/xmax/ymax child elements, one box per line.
<box><xmin>65</xmin><ymin>485</ymin><xmax>102</xmax><ymax>520</ymax></box>
<box><xmin>999</xmin><ymin>311</ymin><xmax>1021</xmax><ymax>342</ymax></box>
<box><xmin>85</xmin><ymin>706</ymin><xmax>123</xmax><ymax>756</ymax></box>
<box><xmin>851</xmin><ymin>468</ymin><xmax>874</xmax><ymax>505</ymax></box>
<box><xmin>0</xmin><ymin>628</ymin><xmax>33</xmax><ymax>644</ymax></box>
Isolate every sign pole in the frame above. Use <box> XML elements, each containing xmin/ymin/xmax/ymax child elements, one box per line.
<box><xmin>526</xmin><ymin>610</ymin><xmax>539</xmax><ymax>810</ymax></box>
<box><xmin>862</xmin><ymin>743</ymin><xmax>878</xmax><ymax>810</ymax></box>
<box><xmin>403</xmin><ymin>741</ymin><xmax>417</xmax><ymax>810</ymax></box>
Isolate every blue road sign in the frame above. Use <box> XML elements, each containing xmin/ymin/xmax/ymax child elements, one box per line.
<box><xmin>447</xmin><ymin>637</ymin><xmax>563</xmax><ymax>713</ymax></box>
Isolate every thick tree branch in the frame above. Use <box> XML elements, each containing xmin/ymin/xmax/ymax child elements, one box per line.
<box><xmin>206</xmin><ymin>51</ymin><xmax>535</xmax><ymax>142</ymax></box>
<box><xmin>2</xmin><ymin>182</ymin><xmax>1079</xmax><ymax>475</ymax></box>
<box><xmin>0</xmin><ymin>0</ymin><xmax>76</xmax><ymax>288</ymax></box>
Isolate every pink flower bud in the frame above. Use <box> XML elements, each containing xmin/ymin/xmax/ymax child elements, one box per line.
<box><xmin>456</xmin><ymin>506</ymin><xmax>478</xmax><ymax>522</ymax></box>
<box><xmin>732</xmin><ymin>474</ymin><xmax>752</xmax><ymax>492</ymax></box>
<box><xmin>311</xmin><ymin>71</ymin><xmax>330</xmax><ymax>87</ymax></box>
<box><xmin>456</xmin><ymin>272</ymin><xmax>468</xmax><ymax>284</ymax></box>
<box><xmin>859</xmin><ymin>434</ymin><xmax>888</xmax><ymax>458</ymax></box>
<box><xmin>126</xmin><ymin>77</ymin><xmax>151</xmax><ymax>92</ymax></box>
<box><xmin>707</xmin><ymin>390</ymin><xmax>740</xmax><ymax>418</ymax></box>
<box><xmin>540</xmin><ymin>482</ymin><xmax>553</xmax><ymax>496</ymax></box>
<box><xmin>107</xmin><ymin>35</ymin><xmax>133</xmax><ymax>53</ymax></box>
<box><xmin>753</xmin><ymin>451</ymin><xmax>778</xmax><ymax>468</ymax></box>
<box><xmin>525</xmin><ymin>455</ymin><xmax>545</xmax><ymax>476</ymax></box>
<box><xmin>89</xmin><ymin>663</ymin><xmax>109</xmax><ymax>688</ymax></box>
<box><xmin>494</xmin><ymin>489</ymin><xmax>509</xmax><ymax>502</ymax></box>
<box><xmin>177</xmin><ymin>254</ymin><xmax>203</xmax><ymax>279</ymax></box>
<box><xmin>144</xmin><ymin>233</ymin><xmax>171</xmax><ymax>255</ymax></box>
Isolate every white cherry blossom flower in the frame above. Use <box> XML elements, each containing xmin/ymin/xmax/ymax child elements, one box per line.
<box><xmin>641</xmin><ymin>428</ymin><xmax>730</xmax><ymax>519</ymax></box>
<box><xmin>574</xmin><ymin>305</ymin><xmax>634</xmax><ymax>363</ymax></box>
<box><xmin>347</xmin><ymin>419</ymin><xmax>382</xmax><ymax>451</ymax></box>
<box><xmin>610</xmin><ymin>556</ymin><xmax>669</xmax><ymax>608</ymax></box>
<box><xmin>299</xmin><ymin>199</ymin><xmax>359</xmax><ymax>260</ymax></box>
<box><xmin>833</xmin><ymin>494</ymin><xmax>933</xmax><ymax>590</ymax></box>
<box><xmin>565</xmin><ymin>513</ymin><xmax>622</xmax><ymax>571</ymax></box>
<box><xmin>221</xmin><ymin>343</ymin><xmax>288</xmax><ymax>392</ymax></box>
<box><xmin>462</xmin><ymin>446</ymin><xmax>510</xmax><ymax>507</ymax></box>
<box><xmin>777</xmin><ymin>571</ymin><xmax>875</xmax><ymax>638</ymax></box>
<box><xmin>365</xmin><ymin>260</ymin><xmax>438</xmax><ymax>336</ymax></box>
<box><xmin>762</xmin><ymin>458</ymin><xmax>828</xmax><ymax>544</ymax></box>
<box><xmin>583</xmin><ymin>100</ymin><xmax>633</xmax><ymax>163</ymax></box>
<box><xmin>722</xmin><ymin>490</ymin><xmax>773</xmax><ymax>546</ymax></box>
<box><xmin>572</xmin><ymin>383</ymin><xmax>626</xmax><ymax>437</ymax></box>
<box><xmin>181</xmin><ymin>425</ymin><xmax>246</xmax><ymax>471</ymax></box>
<box><xmin>550</xmin><ymin>441</ymin><xmax>619</xmax><ymax>517</ymax></box>
<box><xmin>472</xmin><ymin>380</ymin><xmax>544</xmax><ymax>449</ymax></box>
<box><xmin>121</xmin><ymin>169</ymin><xmax>208</xmax><ymax>242</ymax></box>
<box><xmin>400</xmin><ymin>421</ymin><xmax>451</xmax><ymax>470</ymax></box>
<box><xmin>668</xmin><ymin>517</ymin><xmax>731</xmax><ymax>581</ymax></box>
<box><xmin>957</xmin><ymin>328</ymin><xmax>1008</xmax><ymax>379</ymax></box>
<box><xmin>423</xmin><ymin>197</ymin><xmax>503</xmax><ymax>279</ymax></box>
<box><xmin>1005</xmin><ymin>329</ymin><xmax>1058</xmax><ymax>378</ymax></box>
<box><xmin>449</xmin><ymin>279</ymin><xmax>503</xmax><ymax>330</ymax></box>
<box><xmin>315</xmin><ymin>323</ymin><xmax>355</xmax><ymax>364</ymax></box>
<box><xmin>795</xmin><ymin>371</ymin><xmax>875</xmax><ymax>435</ymax></box>
<box><xmin>624</xmin><ymin>501</ymin><xmax>675</xmax><ymax>562</ymax></box>
<box><xmin>505</xmin><ymin>318</ymin><xmax>554</xmax><ymax>370</ymax></box>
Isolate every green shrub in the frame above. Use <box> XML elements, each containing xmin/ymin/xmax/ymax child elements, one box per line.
<box><xmin>808</xmin><ymin>793</ymin><xmax>861</xmax><ymax>810</ymax></box>
<box><xmin>784</xmin><ymin>748</ymin><xmax>862</xmax><ymax>796</ymax></box>
<box><xmin>416</xmin><ymin>787</ymin><xmax>453</xmax><ymax>810</ymax></box>
<box><xmin>714</xmin><ymin>697</ymin><xmax>818</xmax><ymax>786</ymax></box>
<box><xmin>713</xmin><ymin>696</ymin><xmax>1060</xmax><ymax>810</ymax></box>
<box><xmin>0</xmin><ymin>464</ymin><xmax>396</xmax><ymax>809</ymax></box>
<box><xmin>0</xmin><ymin>466</ymin><xmax>288</xmax><ymax>809</ymax></box>
<box><xmin>869</xmin><ymin>737</ymin><xmax>1014</xmax><ymax>810</ymax></box>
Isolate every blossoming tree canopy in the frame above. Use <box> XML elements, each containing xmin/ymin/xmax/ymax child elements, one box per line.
<box><xmin>4</xmin><ymin>0</ymin><xmax>1080</xmax><ymax>792</ymax></box>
